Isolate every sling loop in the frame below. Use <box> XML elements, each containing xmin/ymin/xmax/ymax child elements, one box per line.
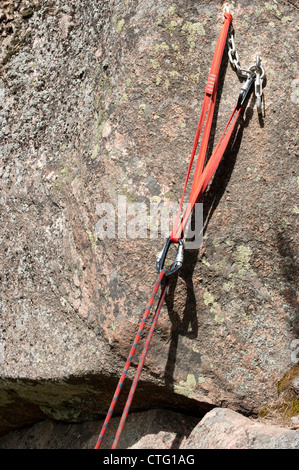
<box><xmin>170</xmin><ymin>12</ymin><xmax>234</xmax><ymax>243</ymax></box>
<box><xmin>95</xmin><ymin>11</ymin><xmax>264</xmax><ymax>449</ymax></box>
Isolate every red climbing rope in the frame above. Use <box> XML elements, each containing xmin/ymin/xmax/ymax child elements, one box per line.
<box><xmin>95</xmin><ymin>269</ymin><xmax>168</xmax><ymax>449</ymax></box>
<box><xmin>111</xmin><ymin>279</ymin><xmax>168</xmax><ymax>449</ymax></box>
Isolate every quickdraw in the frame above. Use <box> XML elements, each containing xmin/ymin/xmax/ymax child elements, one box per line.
<box><xmin>95</xmin><ymin>9</ymin><xmax>265</xmax><ymax>449</ymax></box>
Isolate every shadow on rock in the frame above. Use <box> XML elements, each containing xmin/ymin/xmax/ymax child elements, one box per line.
<box><xmin>163</xmin><ymin>90</ymin><xmax>256</xmax><ymax>390</ymax></box>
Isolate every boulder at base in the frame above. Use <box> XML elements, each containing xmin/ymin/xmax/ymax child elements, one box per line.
<box><xmin>181</xmin><ymin>408</ymin><xmax>299</xmax><ymax>449</ymax></box>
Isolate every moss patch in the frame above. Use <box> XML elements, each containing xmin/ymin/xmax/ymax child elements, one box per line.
<box><xmin>234</xmin><ymin>245</ymin><xmax>253</xmax><ymax>276</ymax></box>
<box><xmin>86</xmin><ymin>229</ymin><xmax>97</xmax><ymax>252</ymax></box>
<box><xmin>182</xmin><ymin>21</ymin><xmax>205</xmax><ymax>52</ymax></box>
<box><xmin>174</xmin><ymin>374</ymin><xmax>197</xmax><ymax>399</ymax></box>
<box><xmin>203</xmin><ymin>291</ymin><xmax>220</xmax><ymax>315</ymax></box>
<box><xmin>116</xmin><ymin>19</ymin><xmax>125</xmax><ymax>34</ymax></box>
<box><xmin>258</xmin><ymin>364</ymin><xmax>299</xmax><ymax>428</ymax></box>
<box><xmin>277</xmin><ymin>363</ymin><xmax>299</xmax><ymax>397</ymax></box>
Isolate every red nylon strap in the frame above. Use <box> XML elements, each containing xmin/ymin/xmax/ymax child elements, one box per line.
<box><xmin>172</xmin><ymin>104</ymin><xmax>241</xmax><ymax>241</ymax></box>
<box><xmin>171</xmin><ymin>12</ymin><xmax>234</xmax><ymax>243</ymax></box>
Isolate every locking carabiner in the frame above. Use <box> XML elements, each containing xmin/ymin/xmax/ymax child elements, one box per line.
<box><xmin>237</xmin><ymin>71</ymin><xmax>256</xmax><ymax>109</ymax></box>
<box><xmin>156</xmin><ymin>237</ymin><xmax>184</xmax><ymax>277</ymax></box>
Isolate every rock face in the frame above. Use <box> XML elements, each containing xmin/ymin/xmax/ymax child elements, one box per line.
<box><xmin>181</xmin><ymin>408</ymin><xmax>299</xmax><ymax>449</ymax></box>
<box><xmin>0</xmin><ymin>0</ymin><xmax>298</xmax><ymax>442</ymax></box>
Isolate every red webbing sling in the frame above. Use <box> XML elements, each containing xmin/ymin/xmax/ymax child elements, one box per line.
<box><xmin>95</xmin><ymin>11</ymin><xmax>250</xmax><ymax>449</ymax></box>
<box><xmin>171</xmin><ymin>12</ymin><xmax>235</xmax><ymax>242</ymax></box>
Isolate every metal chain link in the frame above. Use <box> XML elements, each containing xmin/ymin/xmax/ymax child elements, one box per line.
<box><xmin>227</xmin><ymin>24</ymin><xmax>265</xmax><ymax>114</ymax></box>
<box><xmin>227</xmin><ymin>25</ymin><xmax>252</xmax><ymax>78</ymax></box>
<box><xmin>250</xmin><ymin>55</ymin><xmax>264</xmax><ymax>113</ymax></box>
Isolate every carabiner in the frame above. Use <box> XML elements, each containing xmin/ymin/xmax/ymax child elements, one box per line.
<box><xmin>255</xmin><ymin>71</ymin><xmax>262</xmax><ymax>114</ymax></box>
<box><xmin>237</xmin><ymin>72</ymin><xmax>256</xmax><ymax>109</ymax></box>
<box><xmin>156</xmin><ymin>237</ymin><xmax>184</xmax><ymax>277</ymax></box>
